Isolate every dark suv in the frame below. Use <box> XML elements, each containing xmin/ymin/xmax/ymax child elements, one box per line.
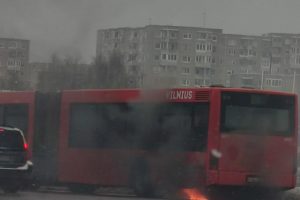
<box><xmin>0</xmin><ymin>126</ymin><xmax>33</xmax><ymax>193</ymax></box>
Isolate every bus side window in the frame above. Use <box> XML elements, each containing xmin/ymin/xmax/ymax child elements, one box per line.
<box><xmin>4</xmin><ymin>105</ymin><xmax>29</xmax><ymax>136</ymax></box>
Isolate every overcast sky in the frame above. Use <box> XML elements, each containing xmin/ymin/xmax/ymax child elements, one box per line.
<box><xmin>1</xmin><ymin>0</ymin><xmax>300</xmax><ymax>63</ymax></box>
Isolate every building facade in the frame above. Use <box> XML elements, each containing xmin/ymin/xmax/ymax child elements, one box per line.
<box><xmin>97</xmin><ymin>25</ymin><xmax>300</xmax><ymax>94</ymax></box>
<box><xmin>0</xmin><ymin>38</ymin><xmax>30</xmax><ymax>90</ymax></box>
<box><xmin>0</xmin><ymin>38</ymin><xmax>29</xmax><ymax>71</ymax></box>
<box><xmin>97</xmin><ymin>25</ymin><xmax>222</xmax><ymax>88</ymax></box>
<box><xmin>220</xmin><ymin>33</ymin><xmax>300</xmax><ymax>93</ymax></box>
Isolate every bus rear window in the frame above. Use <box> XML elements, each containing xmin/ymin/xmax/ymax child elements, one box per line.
<box><xmin>221</xmin><ymin>92</ymin><xmax>295</xmax><ymax>136</ymax></box>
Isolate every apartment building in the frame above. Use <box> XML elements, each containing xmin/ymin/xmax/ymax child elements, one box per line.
<box><xmin>97</xmin><ymin>25</ymin><xmax>300</xmax><ymax>93</ymax></box>
<box><xmin>97</xmin><ymin>25</ymin><xmax>222</xmax><ymax>88</ymax></box>
<box><xmin>0</xmin><ymin>38</ymin><xmax>29</xmax><ymax>71</ymax></box>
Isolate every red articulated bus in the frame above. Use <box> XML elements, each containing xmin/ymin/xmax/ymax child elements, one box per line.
<box><xmin>0</xmin><ymin>88</ymin><xmax>297</xmax><ymax>197</ymax></box>
<box><xmin>57</xmin><ymin>87</ymin><xmax>298</xmax><ymax>196</ymax></box>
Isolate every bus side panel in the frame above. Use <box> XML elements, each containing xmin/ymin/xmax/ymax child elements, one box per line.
<box><xmin>32</xmin><ymin>92</ymin><xmax>61</xmax><ymax>184</ymax></box>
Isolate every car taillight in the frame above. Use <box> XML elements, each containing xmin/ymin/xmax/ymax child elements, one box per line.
<box><xmin>23</xmin><ymin>142</ymin><xmax>28</xmax><ymax>151</ymax></box>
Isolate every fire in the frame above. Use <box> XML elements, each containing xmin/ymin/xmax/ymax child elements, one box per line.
<box><xmin>182</xmin><ymin>188</ymin><xmax>208</xmax><ymax>200</ymax></box>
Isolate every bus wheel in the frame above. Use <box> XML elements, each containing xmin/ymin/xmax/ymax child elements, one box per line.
<box><xmin>2</xmin><ymin>184</ymin><xmax>20</xmax><ymax>193</ymax></box>
<box><xmin>68</xmin><ymin>184</ymin><xmax>97</xmax><ymax>194</ymax></box>
<box><xmin>132</xmin><ymin>174</ymin><xmax>155</xmax><ymax>198</ymax></box>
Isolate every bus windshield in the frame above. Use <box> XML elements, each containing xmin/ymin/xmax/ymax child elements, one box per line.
<box><xmin>221</xmin><ymin>92</ymin><xmax>295</xmax><ymax>136</ymax></box>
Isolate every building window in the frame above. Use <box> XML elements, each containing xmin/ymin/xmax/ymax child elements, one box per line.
<box><xmin>183</xmin><ymin>33</ymin><xmax>192</xmax><ymax>39</ymax></box>
<box><xmin>17</xmin><ymin>51</ymin><xmax>25</xmax><ymax>58</ymax></box>
<box><xmin>227</xmin><ymin>48</ymin><xmax>236</xmax><ymax>56</ymax></box>
<box><xmin>133</xmin><ymin>31</ymin><xmax>138</xmax><ymax>38</ymax></box>
<box><xmin>114</xmin><ymin>43</ymin><xmax>119</xmax><ymax>48</ymax></box>
<box><xmin>272</xmin><ymin>37</ymin><xmax>281</xmax><ymax>43</ymax></box>
<box><xmin>212</xmin><ymin>46</ymin><xmax>217</xmax><ymax>53</ymax></box>
<box><xmin>296</xmin><ymin>55</ymin><xmax>300</xmax><ymax>64</ymax></box>
<box><xmin>227</xmin><ymin>70</ymin><xmax>233</xmax><ymax>75</ymax></box>
<box><xmin>104</xmin><ymin>31</ymin><xmax>110</xmax><ymax>39</ymax></box>
<box><xmin>228</xmin><ymin>39</ymin><xmax>237</xmax><ymax>46</ymax></box>
<box><xmin>168</xmin><ymin>54</ymin><xmax>177</xmax><ymax>61</ymax></box>
<box><xmin>7</xmin><ymin>59</ymin><xmax>15</xmax><ymax>66</ymax></box>
<box><xmin>195</xmin><ymin>67</ymin><xmax>204</xmax><ymax>75</ymax></box>
<box><xmin>212</xmin><ymin>35</ymin><xmax>217</xmax><ymax>41</ymax></box>
<box><xmin>8</xmin><ymin>41</ymin><xmax>17</xmax><ymax>49</ymax></box>
<box><xmin>182</xmin><ymin>56</ymin><xmax>191</xmax><ymax>63</ymax></box>
<box><xmin>160</xmin><ymin>30</ymin><xmax>168</xmax><ymax>38</ymax></box>
<box><xmin>169</xmin><ymin>43</ymin><xmax>177</xmax><ymax>50</ymax></box>
<box><xmin>0</xmin><ymin>42</ymin><xmax>4</xmax><ymax>48</ymax></box>
<box><xmin>9</xmin><ymin>51</ymin><xmax>17</xmax><ymax>58</ymax></box>
<box><xmin>154</xmin><ymin>55</ymin><xmax>160</xmax><ymax>60</ymax></box>
<box><xmin>195</xmin><ymin>79</ymin><xmax>203</xmax><ymax>86</ymax></box>
<box><xmin>212</xmin><ymin>57</ymin><xmax>216</xmax><ymax>64</ymax></box>
<box><xmin>265</xmin><ymin>79</ymin><xmax>271</xmax><ymax>86</ymax></box>
<box><xmin>285</xmin><ymin>39</ymin><xmax>291</xmax><ymax>45</ymax></box>
<box><xmin>205</xmin><ymin>56</ymin><xmax>212</xmax><ymax>63</ymax></box>
<box><xmin>182</xmin><ymin>67</ymin><xmax>190</xmax><ymax>74</ymax></box>
<box><xmin>272</xmin><ymin>79</ymin><xmax>282</xmax><ymax>87</ymax></box>
<box><xmin>161</xmin><ymin>54</ymin><xmax>167</xmax><ymax>60</ymax></box>
<box><xmin>181</xmin><ymin>79</ymin><xmax>190</xmax><ymax>86</ymax></box>
<box><xmin>196</xmin><ymin>43</ymin><xmax>206</xmax><ymax>51</ymax></box>
<box><xmin>159</xmin><ymin>65</ymin><xmax>166</xmax><ymax>72</ymax></box>
<box><xmin>262</xmin><ymin>59</ymin><xmax>270</xmax><ymax>67</ymax></box>
<box><xmin>195</xmin><ymin>55</ymin><xmax>205</xmax><ymax>63</ymax></box>
<box><xmin>114</xmin><ymin>31</ymin><xmax>119</xmax><ymax>39</ymax></box>
<box><xmin>272</xmin><ymin>57</ymin><xmax>281</xmax><ymax>64</ymax></box>
<box><xmin>240</xmin><ymin>68</ymin><xmax>248</xmax><ymax>73</ymax></box>
<box><xmin>241</xmin><ymin>77</ymin><xmax>254</xmax><ymax>86</ymax></box>
<box><xmin>155</xmin><ymin>43</ymin><xmax>161</xmax><ymax>49</ymax></box>
<box><xmin>170</xmin><ymin>31</ymin><xmax>178</xmax><ymax>38</ymax></box>
<box><xmin>128</xmin><ymin>54</ymin><xmax>137</xmax><ymax>62</ymax></box>
<box><xmin>249</xmin><ymin>49</ymin><xmax>257</xmax><ymax>56</ymax></box>
<box><xmin>161</xmin><ymin>42</ymin><xmax>167</xmax><ymax>50</ymax></box>
<box><xmin>197</xmin><ymin>32</ymin><xmax>207</xmax><ymax>40</ymax></box>
<box><xmin>206</xmin><ymin>43</ymin><xmax>212</xmax><ymax>52</ymax></box>
<box><xmin>265</xmin><ymin>78</ymin><xmax>282</xmax><ymax>87</ymax></box>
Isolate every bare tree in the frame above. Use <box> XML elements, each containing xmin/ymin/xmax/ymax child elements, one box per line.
<box><xmin>91</xmin><ymin>51</ymin><xmax>129</xmax><ymax>88</ymax></box>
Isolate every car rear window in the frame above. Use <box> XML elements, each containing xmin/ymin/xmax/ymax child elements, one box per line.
<box><xmin>0</xmin><ymin>130</ymin><xmax>24</xmax><ymax>150</ymax></box>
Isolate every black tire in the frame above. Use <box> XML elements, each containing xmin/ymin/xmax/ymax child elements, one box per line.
<box><xmin>2</xmin><ymin>185</ymin><xmax>20</xmax><ymax>193</ymax></box>
<box><xmin>130</xmin><ymin>158</ymin><xmax>155</xmax><ymax>198</ymax></box>
<box><xmin>68</xmin><ymin>184</ymin><xmax>97</xmax><ymax>194</ymax></box>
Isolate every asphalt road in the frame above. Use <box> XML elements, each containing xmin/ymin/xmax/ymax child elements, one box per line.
<box><xmin>0</xmin><ymin>188</ymin><xmax>298</xmax><ymax>200</ymax></box>
<box><xmin>0</xmin><ymin>191</ymin><xmax>158</xmax><ymax>200</ymax></box>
